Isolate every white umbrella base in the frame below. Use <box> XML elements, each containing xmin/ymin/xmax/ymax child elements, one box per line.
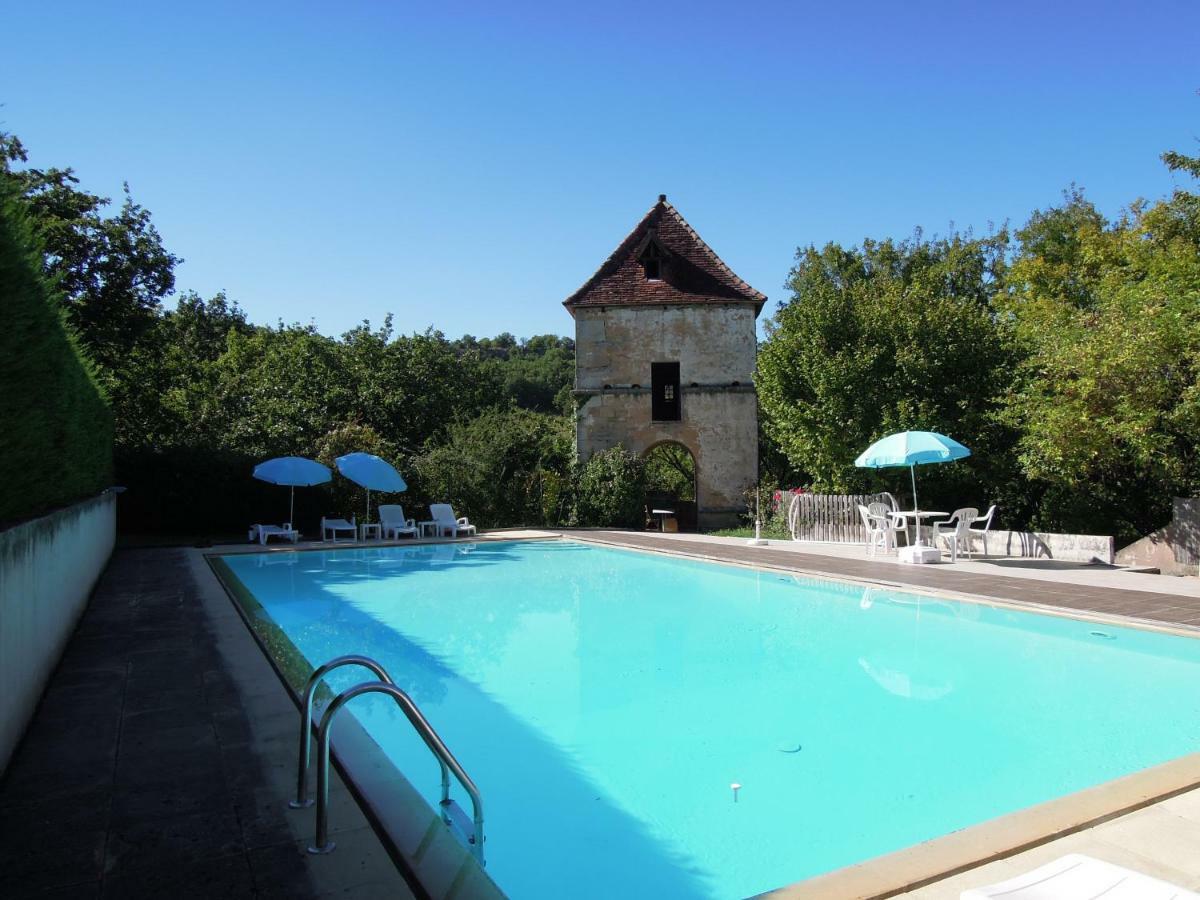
<box><xmin>898</xmin><ymin>545</ymin><xmax>941</xmax><ymax>565</ymax></box>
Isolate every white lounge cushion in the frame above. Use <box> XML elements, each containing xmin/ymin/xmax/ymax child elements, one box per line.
<box><xmin>961</xmin><ymin>854</ymin><xmax>1200</xmax><ymax>900</ymax></box>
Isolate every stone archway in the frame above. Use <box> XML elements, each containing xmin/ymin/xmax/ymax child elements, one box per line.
<box><xmin>642</xmin><ymin>441</ymin><xmax>698</xmax><ymax>532</ymax></box>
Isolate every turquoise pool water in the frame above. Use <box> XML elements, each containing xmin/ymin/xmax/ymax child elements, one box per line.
<box><xmin>219</xmin><ymin>539</ymin><xmax>1200</xmax><ymax>898</ymax></box>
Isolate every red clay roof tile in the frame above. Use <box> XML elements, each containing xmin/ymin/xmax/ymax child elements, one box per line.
<box><xmin>563</xmin><ymin>196</ymin><xmax>766</xmax><ymax>316</ymax></box>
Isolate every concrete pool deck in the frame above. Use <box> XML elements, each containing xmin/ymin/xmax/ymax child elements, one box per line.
<box><xmin>6</xmin><ymin>529</ymin><xmax>1200</xmax><ymax>898</ymax></box>
<box><xmin>568</xmin><ymin>529</ymin><xmax>1200</xmax><ymax>629</ymax></box>
<box><xmin>0</xmin><ymin>547</ymin><xmax>414</xmax><ymax>899</ymax></box>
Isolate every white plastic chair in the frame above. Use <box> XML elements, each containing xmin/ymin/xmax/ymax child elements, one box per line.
<box><xmin>429</xmin><ymin>504</ymin><xmax>477</xmax><ymax>537</ymax></box>
<box><xmin>933</xmin><ymin>507</ymin><xmax>978</xmax><ymax>562</ymax></box>
<box><xmin>858</xmin><ymin>504</ymin><xmax>890</xmax><ymax>557</ymax></box>
<box><xmin>868</xmin><ymin>501</ymin><xmax>907</xmax><ymax>549</ymax></box>
<box><xmin>320</xmin><ymin>515</ymin><xmax>356</xmax><ymax>542</ymax></box>
<box><xmin>378</xmin><ymin>504</ymin><xmax>417</xmax><ymax>539</ymax></box>
<box><xmin>970</xmin><ymin>504</ymin><xmax>997</xmax><ymax>557</ymax></box>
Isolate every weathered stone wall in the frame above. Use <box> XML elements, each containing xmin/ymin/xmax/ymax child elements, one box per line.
<box><xmin>575</xmin><ymin>304</ymin><xmax>757</xmax><ymax>388</ymax></box>
<box><xmin>574</xmin><ymin>304</ymin><xmax>759</xmax><ymax>529</ymax></box>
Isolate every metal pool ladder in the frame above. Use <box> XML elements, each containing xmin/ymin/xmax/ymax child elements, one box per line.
<box><xmin>290</xmin><ymin>654</ymin><xmax>485</xmax><ymax>864</ymax></box>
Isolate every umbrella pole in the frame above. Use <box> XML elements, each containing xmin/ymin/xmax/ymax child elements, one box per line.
<box><xmin>290</xmin><ymin>486</ymin><xmax>295</xmax><ymax>527</ymax></box>
<box><xmin>910</xmin><ymin>464</ymin><xmax>921</xmax><ymax>545</ymax></box>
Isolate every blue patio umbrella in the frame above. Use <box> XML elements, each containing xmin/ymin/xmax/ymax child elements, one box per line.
<box><xmin>854</xmin><ymin>431</ymin><xmax>971</xmax><ymax>513</ymax></box>
<box><xmin>334</xmin><ymin>452</ymin><xmax>407</xmax><ymax>523</ymax></box>
<box><xmin>252</xmin><ymin>456</ymin><xmax>332</xmax><ymax>525</ymax></box>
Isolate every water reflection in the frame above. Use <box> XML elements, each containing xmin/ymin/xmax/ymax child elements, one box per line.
<box><xmin>856</xmin><ymin>588</ymin><xmax>959</xmax><ymax>702</ymax></box>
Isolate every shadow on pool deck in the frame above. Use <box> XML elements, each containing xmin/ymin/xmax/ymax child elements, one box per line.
<box><xmin>0</xmin><ymin>548</ymin><xmax>409</xmax><ymax>899</ymax></box>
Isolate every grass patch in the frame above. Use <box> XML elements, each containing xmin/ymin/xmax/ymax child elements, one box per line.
<box><xmin>706</xmin><ymin>525</ymin><xmax>791</xmax><ymax>540</ymax></box>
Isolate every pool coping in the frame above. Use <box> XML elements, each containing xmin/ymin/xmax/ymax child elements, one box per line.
<box><xmin>208</xmin><ymin>533</ymin><xmax>1200</xmax><ymax>900</ymax></box>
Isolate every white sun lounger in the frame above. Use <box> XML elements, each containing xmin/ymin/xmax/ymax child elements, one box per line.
<box><xmin>962</xmin><ymin>854</ymin><xmax>1200</xmax><ymax>900</ymax></box>
<box><xmin>429</xmin><ymin>504</ymin><xmax>477</xmax><ymax>537</ymax></box>
<box><xmin>378</xmin><ymin>504</ymin><xmax>417</xmax><ymax>539</ymax></box>
<box><xmin>248</xmin><ymin>523</ymin><xmax>299</xmax><ymax>545</ymax></box>
<box><xmin>320</xmin><ymin>516</ymin><xmax>357</xmax><ymax>542</ymax></box>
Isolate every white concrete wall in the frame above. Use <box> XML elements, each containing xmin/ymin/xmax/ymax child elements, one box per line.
<box><xmin>960</xmin><ymin>528</ymin><xmax>1114</xmax><ymax>563</ymax></box>
<box><xmin>0</xmin><ymin>493</ymin><xmax>116</xmax><ymax>772</ymax></box>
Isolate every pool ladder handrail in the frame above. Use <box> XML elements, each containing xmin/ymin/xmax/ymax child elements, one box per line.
<box><xmin>290</xmin><ymin>655</ymin><xmax>485</xmax><ymax>864</ymax></box>
<box><xmin>291</xmin><ymin>654</ymin><xmax>394</xmax><ymax>809</ymax></box>
<box><xmin>307</xmin><ymin>681</ymin><xmax>485</xmax><ymax>863</ymax></box>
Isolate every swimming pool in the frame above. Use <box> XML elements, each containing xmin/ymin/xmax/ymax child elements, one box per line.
<box><xmin>215</xmin><ymin>539</ymin><xmax>1200</xmax><ymax>898</ymax></box>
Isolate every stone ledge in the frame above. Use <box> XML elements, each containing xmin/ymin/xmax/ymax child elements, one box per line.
<box><xmin>573</xmin><ymin>383</ymin><xmax>756</xmax><ymax>397</ymax></box>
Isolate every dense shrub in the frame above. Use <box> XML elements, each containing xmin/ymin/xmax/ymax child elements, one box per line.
<box><xmin>574</xmin><ymin>446</ymin><xmax>646</xmax><ymax>528</ymax></box>
<box><xmin>414</xmin><ymin>408</ymin><xmax>575</xmax><ymax>527</ymax></box>
<box><xmin>114</xmin><ymin>445</ymin><xmax>272</xmax><ymax>536</ymax></box>
<box><xmin>0</xmin><ymin>184</ymin><xmax>112</xmax><ymax>525</ymax></box>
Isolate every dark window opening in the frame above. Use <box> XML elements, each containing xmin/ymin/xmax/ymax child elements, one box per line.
<box><xmin>651</xmin><ymin>362</ymin><xmax>681</xmax><ymax>421</ymax></box>
<box><xmin>639</xmin><ymin>238</ymin><xmax>667</xmax><ymax>281</ymax></box>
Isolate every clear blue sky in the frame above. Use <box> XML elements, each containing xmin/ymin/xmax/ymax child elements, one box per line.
<box><xmin>4</xmin><ymin>1</ymin><xmax>1198</xmax><ymax>340</ymax></box>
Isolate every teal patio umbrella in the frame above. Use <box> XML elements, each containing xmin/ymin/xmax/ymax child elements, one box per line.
<box><xmin>853</xmin><ymin>431</ymin><xmax>971</xmax><ymax>513</ymax></box>
<box><xmin>252</xmin><ymin>456</ymin><xmax>332</xmax><ymax>525</ymax></box>
<box><xmin>334</xmin><ymin>452</ymin><xmax>407</xmax><ymax>524</ymax></box>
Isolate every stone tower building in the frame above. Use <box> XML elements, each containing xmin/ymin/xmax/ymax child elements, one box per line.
<box><xmin>563</xmin><ymin>195</ymin><xmax>766</xmax><ymax>530</ymax></box>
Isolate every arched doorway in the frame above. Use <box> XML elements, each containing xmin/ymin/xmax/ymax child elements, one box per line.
<box><xmin>642</xmin><ymin>442</ymin><xmax>697</xmax><ymax>532</ymax></box>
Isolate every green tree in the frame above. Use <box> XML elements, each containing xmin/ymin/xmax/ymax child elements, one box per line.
<box><xmin>757</xmin><ymin>231</ymin><xmax>1020</xmax><ymax>513</ymax></box>
<box><xmin>999</xmin><ymin>171</ymin><xmax>1200</xmax><ymax>540</ymax></box>
<box><xmin>1</xmin><ymin>132</ymin><xmax>179</xmax><ymax>379</ymax></box>
<box><xmin>643</xmin><ymin>443</ymin><xmax>695</xmax><ymax>501</ymax></box>
<box><xmin>414</xmin><ymin>408</ymin><xmax>574</xmax><ymax>527</ymax></box>
<box><xmin>454</xmin><ymin>332</ymin><xmax>575</xmax><ymax>412</ymax></box>
<box><xmin>210</xmin><ymin>323</ymin><xmax>351</xmax><ymax>458</ymax></box>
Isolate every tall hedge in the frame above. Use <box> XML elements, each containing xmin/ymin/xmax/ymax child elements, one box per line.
<box><xmin>0</xmin><ymin>184</ymin><xmax>112</xmax><ymax>525</ymax></box>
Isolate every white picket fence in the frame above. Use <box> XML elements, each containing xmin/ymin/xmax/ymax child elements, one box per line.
<box><xmin>786</xmin><ymin>491</ymin><xmax>897</xmax><ymax>543</ymax></box>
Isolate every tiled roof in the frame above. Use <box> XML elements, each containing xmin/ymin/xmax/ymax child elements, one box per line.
<box><xmin>563</xmin><ymin>196</ymin><xmax>766</xmax><ymax>315</ymax></box>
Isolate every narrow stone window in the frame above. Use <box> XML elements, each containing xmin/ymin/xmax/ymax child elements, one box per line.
<box><xmin>652</xmin><ymin>362</ymin><xmax>681</xmax><ymax>421</ymax></box>
<box><xmin>640</xmin><ymin>239</ymin><xmax>666</xmax><ymax>281</ymax></box>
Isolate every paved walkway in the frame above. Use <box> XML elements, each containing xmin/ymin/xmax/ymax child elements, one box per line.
<box><xmin>570</xmin><ymin>531</ymin><xmax>1200</xmax><ymax>629</ymax></box>
<box><xmin>0</xmin><ymin>548</ymin><xmax>411</xmax><ymax>899</ymax></box>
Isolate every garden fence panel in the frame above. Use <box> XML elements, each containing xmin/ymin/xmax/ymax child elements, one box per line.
<box><xmin>787</xmin><ymin>491</ymin><xmax>896</xmax><ymax>543</ymax></box>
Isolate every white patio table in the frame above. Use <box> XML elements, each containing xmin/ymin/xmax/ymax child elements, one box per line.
<box><xmin>890</xmin><ymin>510</ymin><xmax>947</xmax><ymax>563</ymax></box>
